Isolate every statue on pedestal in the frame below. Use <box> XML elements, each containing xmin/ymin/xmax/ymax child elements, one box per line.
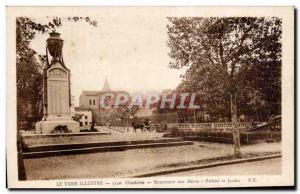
<box><xmin>35</xmin><ymin>31</ymin><xmax>79</xmax><ymax>134</ymax></box>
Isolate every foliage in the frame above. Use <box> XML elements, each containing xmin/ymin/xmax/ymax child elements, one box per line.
<box><xmin>16</xmin><ymin>16</ymin><xmax>98</xmax><ymax>130</ymax></box>
<box><xmin>72</xmin><ymin>113</ymin><xmax>84</xmax><ymax>122</ymax></box>
<box><xmin>105</xmin><ymin>104</ymin><xmax>140</xmax><ymax>127</ymax></box>
<box><xmin>181</xmin><ymin>131</ymin><xmax>281</xmax><ymax>144</ymax></box>
<box><xmin>167</xmin><ymin>17</ymin><xmax>282</xmax><ymax>121</ymax></box>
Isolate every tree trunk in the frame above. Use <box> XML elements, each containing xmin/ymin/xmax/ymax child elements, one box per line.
<box><xmin>231</xmin><ymin>93</ymin><xmax>241</xmax><ymax>158</ymax></box>
<box><xmin>126</xmin><ymin>117</ymin><xmax>129</xmax><ymax>131</ymax></box>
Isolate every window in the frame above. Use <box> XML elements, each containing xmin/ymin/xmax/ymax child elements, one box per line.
<box><xmin>85</xmin><ymin>121</ymin><xmax>88</xmax><ymax>125</ymax></box>
<box><xmin>85</xmin><ymin>116</ymin><xmax>88</xmax><ymax>119</ymax></box>
<box><xmin>89</xmin><ymin>100</ymin><xmax>92</xmax><ymax>105</ymax></box>
<box><xmin>93</xmin><ymin>100</ymin><xmax>95</xmax><ymax>105</ymax></box>
<box><xmin>80</xmin><ymin>122</ymin><xmax>83</xmax><ymax>126</ymax></box>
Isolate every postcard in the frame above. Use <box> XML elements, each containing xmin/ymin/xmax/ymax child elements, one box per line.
<box><xmin>6</xmin><ymin>6</ymin><xmax>294</xmax><ymax>188</ymax></box>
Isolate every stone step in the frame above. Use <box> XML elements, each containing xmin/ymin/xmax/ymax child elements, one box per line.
<box><xmin>22</xmin><ymin>141</ymin><xmax>193</xmax><ymax>159</ymax></box>
<box><xmin>22</xmin><ymin>132</ymin><xmax>111</xmax><ymax>139</ymax></box>
<box><xmin>23</xmin><ymin>138</ymin><xmax>184</xmax><ymax>152</ymax></box>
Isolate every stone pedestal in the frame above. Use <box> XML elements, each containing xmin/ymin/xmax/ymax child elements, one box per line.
<box><xmin>35</xmin><ymin>62</ymin><xmax>79</xmax><ymax>134</ymax></box>
<box><xmin>35</xmin><ymin>120</ymin><xmax>79</xmax><ymax>134</ymax></box>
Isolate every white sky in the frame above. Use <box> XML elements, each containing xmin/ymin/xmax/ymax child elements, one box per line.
<box><xmin>30</xmin><ymin>16</ymin><xmax>184</xmax><ymax>106</ymax></box>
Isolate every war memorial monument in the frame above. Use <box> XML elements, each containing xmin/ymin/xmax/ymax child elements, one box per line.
<box><xmin>35</xmin><ymin>32</ymin><xmax>79</xmax><ymax>134</ymax></box>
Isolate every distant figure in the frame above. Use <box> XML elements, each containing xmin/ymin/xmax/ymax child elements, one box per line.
<box><xmin>132</xmin><ymin>122</ymin><xmax>144</xmax><ymax>132</ymax></box>
<box><xmin>90</xmin><ymin>121</ymin><xmax>97</xmax><ymax>132</ymax></box>
<box><xmin>144</xmin><ymin>119</ymin><xmax>150</xmax><ymax>132</ymax></box>
<box><xmin>132</xmin><ymin>122</ymin><xmax>136</xmax><ymax>133</ymax></box>
<box><xmin>164</xmin><ymin>124</ymin><xmax>167</xmax><ymax>131</ymax></box>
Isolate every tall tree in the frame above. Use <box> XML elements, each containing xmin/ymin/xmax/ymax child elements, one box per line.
<box><xmin>167</xmin><ymin>17</ymin><xmax>282</xmax><ymax>157</ymax></box>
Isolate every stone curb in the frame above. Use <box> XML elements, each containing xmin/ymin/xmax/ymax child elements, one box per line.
<box><xmin>22</xmin><ymin>141</ymin><xmax>194</xmax><ymax>159</ymax></box>
<box><xmin>24</xmin><ymin>138</ymin><xmax>185</xmax><ymax>152</ymax></box>
<box><xmin>130</xmin><ymin>154</ymin><xmax>282</xmax><ymax>178</ymax></box>
<box><xmin>22</xmin><ymin>132</ymin><xmax>111</xmax><ymax>138</ymax></box>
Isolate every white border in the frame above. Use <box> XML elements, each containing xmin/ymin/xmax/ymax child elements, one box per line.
<box><xmin>1</xmin><ymin>0</ymin><xmax>298</xmax><ymax>193</ymax></box>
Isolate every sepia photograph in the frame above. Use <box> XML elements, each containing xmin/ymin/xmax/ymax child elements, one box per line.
<box><xmin>6</xmin><ymin>6</ymin><xmax>294</xmax><ymax>188</ymax></box>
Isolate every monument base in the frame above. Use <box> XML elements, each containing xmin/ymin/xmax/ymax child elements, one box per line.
<box><xmin>35</xmin><ymin>119</ymin><xmax>80</xmax><ymax>134</ymax></box>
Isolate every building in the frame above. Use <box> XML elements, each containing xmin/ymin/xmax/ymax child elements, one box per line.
<box><xmin>74</xmin><ymin>108</ymin><xmax>93</xmax><ymax>127</ymax></box>
<box><xmin>79</xmin><ymin>78</ymin><xmax>129</xmax><ymax>125</ymax></box>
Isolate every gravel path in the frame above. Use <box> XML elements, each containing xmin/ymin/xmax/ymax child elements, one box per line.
<box><xmin>159</xmin><ymin>158</ymin><xmax>281</xmax><ymax>176</ymax></box>
<box><xmin>23</xmin><ymin>142</ymin><xmax>281</xmax><ymax>180</ymax></box>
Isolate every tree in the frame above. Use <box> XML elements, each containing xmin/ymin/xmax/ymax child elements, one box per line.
<box><xmin>176</xmin><ymin>67</ymin><xmax>231</xmax><ymax>121</ymax></box>
<box><xmin>167</xmin><ymin>17</ymin><xmax>282</xmax><ymax>157</ymax></box>
<box><xmin>128</xmin><ymin>105</ymin><xmax>140</xmax><ymax>120</ymax></box>
<box><xmin>115</xmin><ymin>104</ymin><xmax>140</xmax><ymax>130</ymax></box>
<box><xmin>16</xmin><ymin>16</ymin><xmax>98</xmax><ymax>130</ymax></box>
<box><xmin>16</xmin><ymin>16</ymin><xmax>99</xmax><ymax>181</ymax></box>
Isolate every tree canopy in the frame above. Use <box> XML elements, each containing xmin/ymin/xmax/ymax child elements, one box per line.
<box><xmin>167</xmin><ymin>17</ymin><xmax>282</xmax><ymax>121</ymax></box>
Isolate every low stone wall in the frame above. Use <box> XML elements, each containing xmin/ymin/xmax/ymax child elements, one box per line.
<box><xmin>179</xmin><ymin>131</ymin><xmax>281</xmax><ymax>144</ymax></box>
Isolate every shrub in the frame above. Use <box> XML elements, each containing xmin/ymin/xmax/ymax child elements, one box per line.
<box><xmin>181</xmin><ymin>130</ymin><xmax>281</xmax><ymax>144</ymax></box>
<box><xmin>170</xmin><ymin>126</ymin><xmax>179</xmax><ymax>135</ymax></box>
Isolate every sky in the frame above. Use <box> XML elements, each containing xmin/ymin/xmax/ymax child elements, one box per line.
<box><xmin>30</xmin><ymin>16</ymin><xmax>184</xmax><ymax>106</ymax></box>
